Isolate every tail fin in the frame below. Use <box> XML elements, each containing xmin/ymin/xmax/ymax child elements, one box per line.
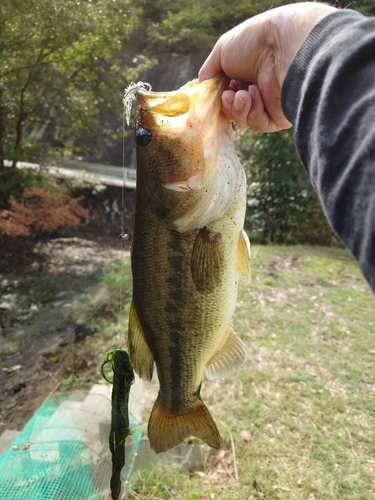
<box><xmin>148</xmin><ymin>397</ymin><xmax>222</xmax><ymax>454</ymax></box>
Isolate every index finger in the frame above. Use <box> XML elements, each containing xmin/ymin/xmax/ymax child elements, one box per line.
<box><xmin>198</xmin><ymin>49</ymin><xmax>223</xmax><ymax>82</ymax></box>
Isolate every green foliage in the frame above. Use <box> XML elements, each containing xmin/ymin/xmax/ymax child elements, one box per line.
<box><xmin>338</xmin><ymin>0</ymin><xmax>375</xmax><ymax>16</ymax></box>
<box><xmin>146</xmin><ymin>4</ymin><xmax>215</xmax><ymax>53</ymax></box>
<box><xmin>132</xmin><ymin>0</ymin><xmax>375</xmax><ymax>55</ymax></box>
<box><xmin>59</xmin><ymin>172</ymin><xmax>106</xmax><ymax>198</ymax></box>
<box><xmin>0</xmin><ymin>0</ymin><xmax>154</xmax><ymax>167</ymax></box>
<box><xmin>134</xmin><ymin>0</ymin><xmax>290</xmax><ymax>54</ymax></box>
<box><xmin>235</xmin><ymin>128</ymin><xmax>340</xmax><ymax>245</ymax></box>
<box><xmin>0</xmin><ymin>167</ymin><xmax>43</xmax><ymax>208</ymax></box>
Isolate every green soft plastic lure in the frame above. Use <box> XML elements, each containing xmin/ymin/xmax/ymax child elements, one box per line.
<box><xmin>101</xmin><ymin>349</ymin><xmax>134</xmax><ymax>500</ymax></box>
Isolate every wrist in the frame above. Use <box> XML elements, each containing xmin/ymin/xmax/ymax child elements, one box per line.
<box><xmin>268</xmin><ymin>3</ymin><xmax>337</xmax><ymax>88</ymax></box>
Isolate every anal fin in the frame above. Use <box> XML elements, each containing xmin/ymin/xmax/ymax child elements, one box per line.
<box><xmin>148</xmin><ymin>397</ymin><xmax>222</xmax><ymax>454</ymax></box>
<box><xmin>205</xmin><ymin>326</ymin><xmax>247</xmax><ymax>381</ymax></box>
<box><xmin>128</xmin><ymin>300</ymin><xmax>154</xmax><ymax>381</ymax></box>
<box><xmin>238</xmin><ymin>229</ymin><xmax>251</xmax><ymax>283</ymax></box>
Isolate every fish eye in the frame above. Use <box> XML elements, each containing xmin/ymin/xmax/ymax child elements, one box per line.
<box><xmin>136</xmin><ymin>127</ymin><xmax>153</xmax><ymax>147</ymax></box>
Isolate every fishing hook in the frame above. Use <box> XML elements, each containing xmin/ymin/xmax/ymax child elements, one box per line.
<box><xmin>123</xmin><ymin>81</ymin><xmax>152</xmax><ymax>126</ymax></box>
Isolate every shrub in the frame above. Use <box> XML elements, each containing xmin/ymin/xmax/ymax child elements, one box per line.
<box><xmin>0</xmin><ymin>185</ymin><xmax>89</xmax><ymax>236</ymax></box>
<box><xmin>235</xmin><ymin>128</ymin><xmax>340</xmax><ymax>246</ymax></box>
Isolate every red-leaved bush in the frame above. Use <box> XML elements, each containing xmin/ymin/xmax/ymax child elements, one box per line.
<box><xmin>0</xmin><ymin>186</ymin><xmax>90</xmax><ymax>236</ymax></box>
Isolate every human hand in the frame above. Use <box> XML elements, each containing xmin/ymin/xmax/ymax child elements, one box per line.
<box><xmin>199</xmin><ymin>2</ymin><xmax>337</xmax><ymax>132</ymax></box>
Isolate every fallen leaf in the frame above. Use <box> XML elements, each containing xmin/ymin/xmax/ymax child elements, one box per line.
<box><xmin>211</xmin><ymin>449</ymin><xmax>226</xmax><ymax>466</ymax></box>
<box><xmin>194</xmin><ymin>471</ymin><xmax>206</xmax><ymax>478</ymax></box>
<box><xmin>2</xmin><ymin>365</ymin><xmax>22</xmax><ymax>373</ymax></box>
<box><xmin>240</xmin><ymin>430</ymin><xmax>253</xmax><ymax>442</ymax></box>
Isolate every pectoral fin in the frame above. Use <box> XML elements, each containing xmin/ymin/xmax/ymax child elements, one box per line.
<box><xmin>205</xmin><ymin>326</ymin><xmax>247</xmax><ymax>381</ymax></box>
<box><xmin>191</xmin><ymin>227</ymin><xmax>224</xmax><ymax>294</ymax></box>
<box><xmin>128</xmin><ymin>301</ymin><xmax>154</xmax><ymax>381</ymax></box>
<box><xmin>238</xmin><ymin>229</ymin><xmax>251</xmax><ymax>283</ymax></box>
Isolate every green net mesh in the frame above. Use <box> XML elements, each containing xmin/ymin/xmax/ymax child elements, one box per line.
<box><xmin>0</xmin><ymin>390</ymin><xmax>142</xmax><ymax>499</ymax></box>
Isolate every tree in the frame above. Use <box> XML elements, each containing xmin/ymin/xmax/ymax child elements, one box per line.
<box><xmin>132</xmin><ymin>0</ymin><xmax>302</xmax><ymax>55</ymax></box>
<box><xmin>0</xmin><ymin>0</ymin><xmax>153</xmax><ymax>170</ymax></box>
<box><xmin>236</xmin><ymin>128</ymin><xmax>340</xmax><ymax>245</ymax></box>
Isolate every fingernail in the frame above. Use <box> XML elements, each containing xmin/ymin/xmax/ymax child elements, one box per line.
<box><xmin>234</xmin><ymin>95</ymin><xmax>245</xmax><ymax>111</ymax></box>
<box><xmin>248</xmin><ymin>85</ymin><xmax>257</xmax><ymax>97</ymax></box>
<box><xmin>222</xmin><ymin>96</ymin><xmax>231</xmax><ymax>108</ymax></box>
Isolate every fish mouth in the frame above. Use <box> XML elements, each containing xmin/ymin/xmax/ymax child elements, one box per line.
<box><xmin>136</xmin><ymin>74</ymin><xmax>229</xmax><ymax>118</ymax></box>
<box><xmin>135</xmin><ymin>74</ymin><xmax>241</xmax><ymax>232</ymax></box>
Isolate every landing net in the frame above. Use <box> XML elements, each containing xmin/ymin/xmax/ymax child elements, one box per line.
<box><xmin>0</xmin><ymin>390</ymin><xmax>142</xmax><ymax>499</ymax></box>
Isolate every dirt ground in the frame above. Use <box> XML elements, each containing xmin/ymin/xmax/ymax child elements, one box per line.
<box><xmin>0</xmin><ymin>233</ymin><xmax>129</xmax><ymax>431</ymax></box>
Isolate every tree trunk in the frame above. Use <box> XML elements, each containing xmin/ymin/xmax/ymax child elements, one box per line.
<box><xmin>0</xmin><ymin>88</ymin><xmax>6</xmax><ymax>169</ymax></box>
<box><xmin>12</xmin><ymin>95</ymin><xmax>27</xmax><ymax>168</ymax></box>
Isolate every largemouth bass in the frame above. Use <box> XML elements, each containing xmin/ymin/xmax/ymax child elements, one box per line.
<box><xmin>126</xmin><ymin>75</ymin><xmax>251</xmax><ymax>454</ymax></box>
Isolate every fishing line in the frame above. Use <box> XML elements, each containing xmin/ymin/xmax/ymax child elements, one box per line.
<box><xmin>116</xmin><ymin>105</ymin><xmax>131</xmax><ymax>327</ymax></box>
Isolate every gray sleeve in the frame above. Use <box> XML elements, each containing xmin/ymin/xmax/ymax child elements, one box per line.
<box><xmin>281</xmin><ymin>9</ymin><xmax>375</xmax><ymax>292</ymax></box>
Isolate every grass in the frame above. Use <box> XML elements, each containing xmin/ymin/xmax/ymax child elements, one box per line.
<box><xmin>57</xmin><ymin>258</ymin><xmax>133</xmax><ymax>392</ymax></box>
<box><xmin>72</xmin><ymin>245</ymin><xmax>375</xmax><ymax>499</ymax></box>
